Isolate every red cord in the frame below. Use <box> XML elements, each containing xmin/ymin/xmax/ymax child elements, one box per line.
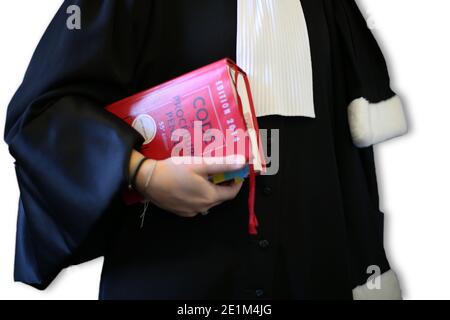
<box><xmin>233</xmin><ymin>64</ymin><xmax>259</xmax><ymax>235</ymax></box>
<box><xmin>248</xmin><ymin>164</ymin><xmax>258</xmax><ymax>235</ymax></box>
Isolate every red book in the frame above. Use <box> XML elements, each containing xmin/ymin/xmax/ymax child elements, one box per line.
<box><xmin>106</xmin><ymin>58</ymin><xmax>265</xmax><ymax>234</ymax></box>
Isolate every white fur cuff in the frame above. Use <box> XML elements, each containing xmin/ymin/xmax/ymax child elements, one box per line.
<box><xmin>348</xmin><ymin>96</ymin><xmax>408</xmax><ymax>148</ymax></box>
<box><xmin>352</xmin><ymin>269</ymin><xmax>402</xmax><ymax>300</ymax></box>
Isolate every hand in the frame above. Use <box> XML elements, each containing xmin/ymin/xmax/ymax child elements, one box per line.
<box><xmin>132</xmin><ymin>153</ymin><xmax>245</xmax><ymax>218</ymax></box>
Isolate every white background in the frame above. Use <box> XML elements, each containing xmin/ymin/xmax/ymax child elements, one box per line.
<box><xmin>0</xmin><ymin>0</ymin><xmax>449</xmax><ymax>300</ymax></box>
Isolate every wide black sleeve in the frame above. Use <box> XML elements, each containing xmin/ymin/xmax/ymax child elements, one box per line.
<box><xmin>334</xmin><ymin>0</ymin><xmax>408</xmax><ymax>147</ymax></box>
<box><xmin>4</xmin><ymin>0</ymin><xmax>152</xmax><ymax>289</ymax></box>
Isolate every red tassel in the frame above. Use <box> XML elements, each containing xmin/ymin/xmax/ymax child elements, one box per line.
<box><xmin>233</xmin><ymin>64</ymin><xmax>259</xmax><ymax>235</ymax></box>
<box><xmin>248</xmin><ymin>164</ymin><xmax>258</xmax><ymax>235</ymax></box>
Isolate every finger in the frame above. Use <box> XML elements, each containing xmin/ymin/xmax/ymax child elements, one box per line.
<box><xmin>202</xmin><ymin>196</ymin><xmax>228</xmax><ymax>212</ymax></box>
<box><xmin>212</xmin><ymin>181</ymin><xmax>243</xmax><ymax>201</ymax></box>
<box><xmin>194</xmin><ymin>155</ymin><xmax>246</xmax><ymax>175</ymax></box>
<box><xmin>178</xmin><ymin>210</ymin><xmax>198</xmax><ymax>218</ymax></box>
<box><xmin>185</xmin><ymin>212</ymin><xmax>199</xmax><ymax>218</ymax></box>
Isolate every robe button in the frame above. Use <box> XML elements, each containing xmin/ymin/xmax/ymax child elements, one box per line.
<box><xmin>263</xmin><ymin>186</ymin><xmax>272</xmax><ymax>196</ymax></box>
<box><xmin>255</xmin><ymin>289</ymin><xmax>265</xmax><ymax>297</ymax></box>
<box><xmin>258</xmin><ymin>239</ymin><xmax>270</xmax><ymax>250</ymax></box>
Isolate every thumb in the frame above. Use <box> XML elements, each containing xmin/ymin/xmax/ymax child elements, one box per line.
<box><xmin>195</xmin><ymin>155</ymin><xmax>246</xmax><ymax>175</ymax></box>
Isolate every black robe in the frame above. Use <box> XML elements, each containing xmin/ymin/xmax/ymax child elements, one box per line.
<box><xmin>4</xmin><ymin>0</ymin><xmax>406</xmax><ymax>299</ymax></box>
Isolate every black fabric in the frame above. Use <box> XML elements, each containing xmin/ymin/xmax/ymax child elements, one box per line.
<box><xmin>5</xmin><ymin>0</ymin><xmax>395</xmax><ymax>298</ymax></box>
<box><xmin>4</xmin><ymin>0</ymin><xmax>148</xmax><ymax>289</ymax></box>
<box><xmin>332</xmin><ymin>0</ymin><xmax>395</xmax><ymax>103</ymax></box>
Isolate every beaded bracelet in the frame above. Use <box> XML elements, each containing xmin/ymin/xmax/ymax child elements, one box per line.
<box><xmin>128</xmin><ymin>156</ymin><xmax>148</xmax><ymax>191</ymax></box>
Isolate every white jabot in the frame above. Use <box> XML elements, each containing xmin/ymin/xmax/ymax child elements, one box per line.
<box><xmin>236</xmin><ymin>0</ymin><xmax>315</xmax><ymax>118</ymax></box>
